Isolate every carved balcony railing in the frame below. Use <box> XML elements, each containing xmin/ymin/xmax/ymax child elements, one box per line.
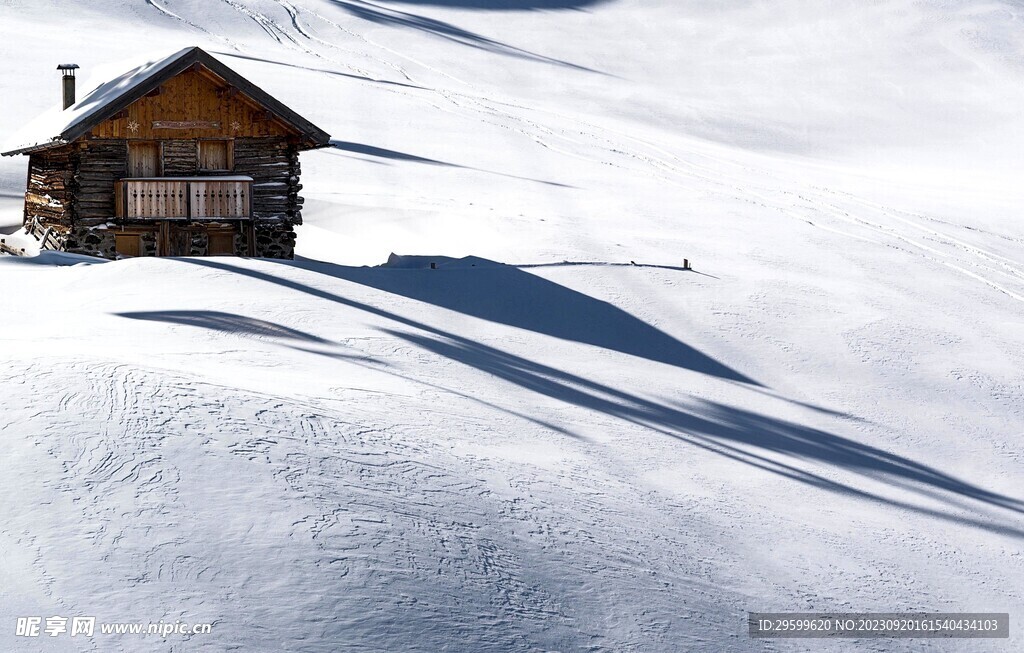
<box><xmin>114</xmin><ymin>176</ymin><xmax>253</xmax><ymax>220</ymax></box>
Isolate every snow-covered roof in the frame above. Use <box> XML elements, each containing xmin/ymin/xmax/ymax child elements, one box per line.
<box><xmin>1</xmin><ymin>46</ymin><xmax>330</xmax><ymax>156</ymax></box>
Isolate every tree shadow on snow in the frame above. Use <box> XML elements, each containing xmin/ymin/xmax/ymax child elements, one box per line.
<box><xmin>388</xmin><ymin>330</ymin><xmax>1024</xmax><ymax>538</ymax></box>
<box><xmin>287</xmin><ymin>255</ymin><xmax>759</xmax><ymax>384</ymax></box>
<box><xmin>169</xmin><ymin>257</ymin><xmax>1024</xmax><ymax>538</ymax></box>
<box><xmin>327</xmin><ymin>141</ymin><xmax>574</xmax><ymax>187</ymax></box>
<box><xmin>331</xmin><ymin>140</ymin><xmax>457</xmax><ymax>165</ymax></box>
<box><xmin>327</xmin><ymin>1</ymin><xmax>606</xmax><ymax>73</ymax></box>
<box><xmin>117</xmin><ymin>310</ymin><xmax>331</xmax><ymax>342</ymax></box>
<box><xmin>114</xmin><ymin>309</ymin><xmax>381</xmax><ymax>364</ymax></box>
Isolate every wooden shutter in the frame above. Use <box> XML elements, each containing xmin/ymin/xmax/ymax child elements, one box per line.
<box><xmin>198</xmin><ymin>140</ymin><xmax>231</xmax><ymax>171</ymax></box>
<box><xmin>127</xmin><ymin>142</ymin><xmax>161</xmax><ymax>177</ymax></box>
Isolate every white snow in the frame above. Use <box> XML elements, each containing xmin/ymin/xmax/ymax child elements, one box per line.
<box><xmin>1</xmin><ymin>1</ymin><xmax>1023</xmax><ymax>651</ymax></box>
<box><xmin>1</xmin><ymin>47</ymin><xmax>198</xmax><ymax>155</ymax></box>
<box><xmin>0</xmin><ymin>229</ymin><xmax>40</xmax><ymax>257</ymax></box>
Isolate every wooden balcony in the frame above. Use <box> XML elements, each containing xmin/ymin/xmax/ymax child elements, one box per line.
<box><xmin>114</xmin><ymin>176</ymin><xmax>253</xmax><ymax>220</ymax></box>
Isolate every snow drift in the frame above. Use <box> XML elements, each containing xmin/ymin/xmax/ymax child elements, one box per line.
<box><xmin>1</xmin><ymin>1</ymin><xmax>1022</xmax><ymax>651</ymax></box>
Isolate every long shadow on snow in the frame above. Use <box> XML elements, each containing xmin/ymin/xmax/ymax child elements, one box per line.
<box><xmin>327</xmin><ymin>141</ymin><xmax>574</xmax><ymax>187</ymax></box>
<box><xmin>171</xmin><ymin>257</ymin><xmax>1024</xmax><ymax>539</ymax></box>
<box><xmin>331</xmin><ymin>140</ymin><xmax>456</xmax><ymax>165</ymax></box>
<box><xmin>287</xmin><ymin>255</ymin><xmax>758</xmax><ymax>384</ymax></box>
<box><xmin>114</xmin><ymin>310</ymin><xmax>381</xmax><ymax>364</ymax></box>
<box><xmin>328</xmin><ymin>0</ymin><xmax>605</xmax><ymax>73</ymax></box>
<box><xmin>392</xmin><ymin>330</ymin><xmax>1024</xmax><ymax>538</ymax></box>
<box><xmin>116</xmin><ymin>310</ymin><xmax>330</xmax><ymax>342</ymax></box>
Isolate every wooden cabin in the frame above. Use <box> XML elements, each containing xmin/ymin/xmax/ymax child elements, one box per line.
<box><xmin>1</xmin><ymin>47</ymin><xmax>330</xmax><ymax>259</ymax></box>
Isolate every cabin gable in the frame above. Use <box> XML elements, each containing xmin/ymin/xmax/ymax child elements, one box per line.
<box><xmin>89</xmin><ymin>68</ymin><xmax>296</xmax><ymax>141</ymax></box>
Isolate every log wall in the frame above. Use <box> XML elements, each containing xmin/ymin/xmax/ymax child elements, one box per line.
<box><xmin>75</xmin><ymin>140</ymin><xmax>127</xmax><ymax>227</ymax></box>
<box><xmin>162</xmin><ymin>139</ymin><xmax>198</xmax><ymax>176</ymax></box>
<box><xmin>24</xmin><ymin>146</ymin><xmax>75</xmax><ymax>233</ymax></box>
<box><xmin>21</xmin><ymin>135</ymin><xmax>304</xmax><ymax>259</ymax></box>
<box><xmin>232</xmin><ymin>137</ymin><xmax>303</xmax><ymax>226</ymax></box>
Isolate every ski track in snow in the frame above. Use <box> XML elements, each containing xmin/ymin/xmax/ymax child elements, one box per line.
<box><xmin>158</xmin><ymin>0</ymin><xmax>1024</xmax><ymax>311</ymax></box>
<box><xmin>2</xmin><ymin>1</ymin><xmax>1024</xmax><ymax>651</ymax></box>
<box><xmin>1</xmin><ymin>357</ymin><xmax>762</xmax><ymax>652</ymax></box>
<box><xmin>144</xmin><ymin>0</ymin><xmax>244</xmax><ymax>52</ymax></box>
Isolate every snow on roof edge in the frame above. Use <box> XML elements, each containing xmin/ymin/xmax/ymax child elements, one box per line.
<box><xmin>1</xmin><ymin>47</ymin><xmax>199</xmax><ymax>156</ymax></box>
<box><xmin>2</xmin><ymin>45</ymin><xmax>331</xmax><ymax>156</ymax></box>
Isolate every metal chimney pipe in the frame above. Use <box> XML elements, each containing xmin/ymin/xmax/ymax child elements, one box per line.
<box><xmin>57</xmin><ymin>64</ymin><xmax>80</xmax><ymax>110</ymax></box>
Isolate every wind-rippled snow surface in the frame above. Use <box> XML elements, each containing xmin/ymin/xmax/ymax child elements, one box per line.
<box><xmin>1</xmin><ymin>1</ymin><xmax>1023</xmax><ymax>651</ymax></box>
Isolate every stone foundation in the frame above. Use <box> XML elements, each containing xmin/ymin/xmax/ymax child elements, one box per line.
<box><xmin>64</xmin><ymin>225</ymin><xmax>117</xmax><ymax>259</ymax></box>
<box><xmin>254</xmin><ymin>223</ymin><xmax>296</xmax><ymax>259</ymax></box>
<box><xmin>141</xmin><ymin>231</ymin><xmax>159</xmax><ymax>257</ymax></box>
<box><xmin>38</xmin><ymin>221</ymin><xmax>296</xmax><ymax>259</ymax></box>
<box><xmin>189</xmin><ymin>231</ymin><xmax>208</xmax><ymax>257</ymax></box>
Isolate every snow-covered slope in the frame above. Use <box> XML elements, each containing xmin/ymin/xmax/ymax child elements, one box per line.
<box><xmin>1</xmin><ymin>1</ymin><xmax>1022</xmax><ymax>651</ymax></box>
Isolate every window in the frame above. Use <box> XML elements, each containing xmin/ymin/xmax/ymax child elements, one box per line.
<box><xmin>198</xmin><ymin>140</ymin><xmax>232</xmax><ymax>172</ymax></box>
<box><xmin>127</xmin><ymin>142</ymin><xmax>161</xmax><ymax>177</ymax></box>
<box><xmin>114</xmin><ymin>233</ymin><xmax>142</xmax><ymax>258</ymax></box>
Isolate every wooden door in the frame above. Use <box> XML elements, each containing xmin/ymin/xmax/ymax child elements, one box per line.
<box><xmin>114</xmin><ymin>233</ymin><xmax>141</xmax><ymax>258</ymax></box>
<box><xmin>207</xmin><ymin>230</ymin><xmax>235</xmax><ymax>256</ymax></box>
<box><xmin>165</xmin><ymin>225</ymin><xmax>191</xmax><ymax>257</ymax></box>
<box><xmin>128</xmin><ymin>142</ymin><xmax>161</xmax><ymax>177</ymax></box>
